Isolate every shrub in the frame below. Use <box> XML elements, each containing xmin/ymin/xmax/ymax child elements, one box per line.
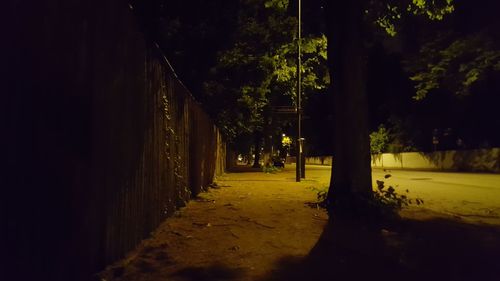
<box><xmin>262</xmin><ymin>164</ymin><xmax>280</xmax><ymax>174</ymax></box>
<box><xmin>310</xmin><ymin>174</ymin><xmax>424</xmax><ymax>220</ymax></box>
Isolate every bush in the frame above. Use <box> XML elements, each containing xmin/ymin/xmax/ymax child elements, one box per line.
<box><xmin>310</xmin><ymin>174</ymin><xmax>424</xmax><ymax>220</ymax></box>
<box><xmin>262</xmin><ymin>164</ymin><xmax>280</xmax><ymax>174</ymax></box>
<box><xmin>308</xmin><ymin>186</ymin><xmax>329</xmax><ymax>208</ymax></box>
<box><xmin>368</xmin><ymin>175</ymin><xmax>424</xmax><ymax>219</ymax></box>
<box><xmin>370</xmin><ymin>125</ymin><xmax>390</xmax><ymax>154</ymax></box>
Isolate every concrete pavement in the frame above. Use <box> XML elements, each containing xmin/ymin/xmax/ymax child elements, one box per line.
<box><xmin>287</xmin><ymin>164</ymin><xmax>500</xmax><ymax>224</ymax></box>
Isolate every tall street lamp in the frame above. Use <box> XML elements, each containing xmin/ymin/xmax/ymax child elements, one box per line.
<box><xmin>296</xmin><ymin>0</ymin><xmax>302</xmax><ymax>182</ymax></box>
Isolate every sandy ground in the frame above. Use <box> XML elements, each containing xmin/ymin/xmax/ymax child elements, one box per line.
<box><xmin>99</xmin><ymin>166</ymin><xmax>500</xmax><ymax>281</ymax></box>
<box><xmin>99</xmin><ymin>167</ymin><xmax>328</xmax><ymax>281</ymax></box>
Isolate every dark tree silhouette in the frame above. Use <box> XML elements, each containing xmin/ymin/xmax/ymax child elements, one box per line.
<box><xmin>324</xmin><ymin>1</ymin><xmax>374</xmax><ymax>217</ymax></box>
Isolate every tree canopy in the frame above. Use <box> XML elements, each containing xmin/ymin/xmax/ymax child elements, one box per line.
<box><xmin>203</xmin><ymin>0</ymin><xmax>329</xmax><ymax>147</ymax></box>
<box><xmin>367</xmin><ymin>0</ymin><xmax>500</xmax><ymax>152</ymax></box>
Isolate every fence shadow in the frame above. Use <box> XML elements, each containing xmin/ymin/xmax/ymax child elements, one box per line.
<box><xmin>259</xmin><ymin>217</ymin><xmax>500</xmax><ymax>281</ymax></box>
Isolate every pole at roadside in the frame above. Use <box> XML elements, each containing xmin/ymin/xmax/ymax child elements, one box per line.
<box><xmin>296</xmin><ymin>0</ymin><xmax>302</xmax><ymax>182</ymax></box>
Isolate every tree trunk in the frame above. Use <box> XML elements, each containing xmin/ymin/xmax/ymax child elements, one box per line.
<box><xmin>324</xmin><ymin>1</ymin><xmax>373</xmax><ymax>217</ymax></box>
<box><xmin>262</xmin><ymin>110</ymin><xmax>273</xmax><ymax>167</ymax></box>
<box><xmin>226</xmin><ymin>146</ymin><xmax>237</xmax><ymax>170</ymax></box>
<box><xmin>252</xmin><ymin>131</ymin><xmax>263</xmax><ymax>168</ymax></box>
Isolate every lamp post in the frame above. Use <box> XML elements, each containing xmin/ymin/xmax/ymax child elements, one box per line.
<box><xmin>296</xmin><ymin>0</ymin><xmax>302</xmax><ymax>182</ymax></box>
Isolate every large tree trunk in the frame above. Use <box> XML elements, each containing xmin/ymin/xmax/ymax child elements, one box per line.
<box><xmin>325</xmin><ymin>1</ymin><xmax>373</xmax><ymax>217</ymax></box>
<box><xmin>262</xmin><ymin>110</ymin><xmax>273</xmax><ymax>167</ymax></box>
<box><xmin>252</xmin><ymin>130</ymin><xmax>263</xmax><ymax>168</ymax></box>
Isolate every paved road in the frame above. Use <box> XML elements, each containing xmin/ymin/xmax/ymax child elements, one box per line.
<box><xmin>285</xmin><ymin>164</ymin><xmax>500</xmax><ymax>224</ymax></box>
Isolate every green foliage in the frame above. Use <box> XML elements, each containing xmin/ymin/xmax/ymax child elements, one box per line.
<box><xmin>373</xmin><ymin>4</ymin><xmax>401</xmax><ymax>37</ymax></box>
<box><xmin>311</xmin><ymin>175</ymin><xmax>424</xmax><ymax>219</ymax></box>
<box><xmin>370</xmin><ymin>125</ymin><xmax>390</xmax><ymax>154</ymax></box>
<box><xmin>271</xmin><ymin>34</ymin><xmax>329</xmax><ymax>105</ymax></box>
<box><xmin>264</xmin><ymin>0</ymin><xmax>288</xmax><ymax>10</ymax></box>
<box><xmin>368</xmin><ymin>0</ymin><xmax>455</xmax><ymax>37</ymax></box>
<box><xmin>369</xmin><ymin>174</ymin><xmax>424</xmax><ymax>218</ymax></box>
<box><xmin>374</xmin><ymin>178</ymin><xmax>409</xmax><ymax>210</ymax></box>
<box><xmin>262</xmin><ymin>164</ymin><xmax>281</xmax><ymax>174</ymax></box>
<box><xmin>203</xmin><ymin>0</ymin><xmax>280</xmax><ymax>139</ymax></box>
<box><xmin>371</xmin><ymin>118</ymin><xmax>420</xmax><ymax>153</ymax></box>
<box><xmin>407</xmin><ymin>32</ymin><xmax>500</xmax><ymax>99</ymax></box>
<box><xmin>204</xmin><ymin>0</ymin><xmax>329</xmax><ymax>142</ymax></box>
<box><xmin>407</xmin><ymin>0</ymin><xmax>455</xmax><ymax>20</ymax></box>
<box><xmin>307</xmin><ymin>186</ymin><xmax>329</xmax><ymax>208</ymax></box>
<box><xmin>371</xmin><ymin>175</ymin><xmax>424</xmax><ymax>218</ymax></box>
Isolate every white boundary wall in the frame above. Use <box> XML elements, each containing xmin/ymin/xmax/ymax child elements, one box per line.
<box><xmin>305</xmin><ymin>148</ymin><xmax>500</xmax><ymax>173</ymax></box>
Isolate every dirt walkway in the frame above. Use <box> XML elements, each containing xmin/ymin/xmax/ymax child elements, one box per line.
<box><xmin>99</xmin><ymin>167</ymin><xmax>500</xmax><ymax>281</ymax></box>
<box><xmin>99</xmin><ymin>167</ymin><xmax>328</xmax><ymax>281</ymax></box>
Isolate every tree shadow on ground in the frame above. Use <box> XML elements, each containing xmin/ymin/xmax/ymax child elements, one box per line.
<box><xmin>227</xmin><ymin>166</ymin><xmax>263</xmax><ymax>173</ymax></box>
<box><xmin>260</xmin><ymin>217</ymin><xmax>500</xmax><ymax>281</ymax></box>
<box><xmin>171</xmin><ymin>263</ymin><xmax>246</xmax><ymax>281</ymax></box>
